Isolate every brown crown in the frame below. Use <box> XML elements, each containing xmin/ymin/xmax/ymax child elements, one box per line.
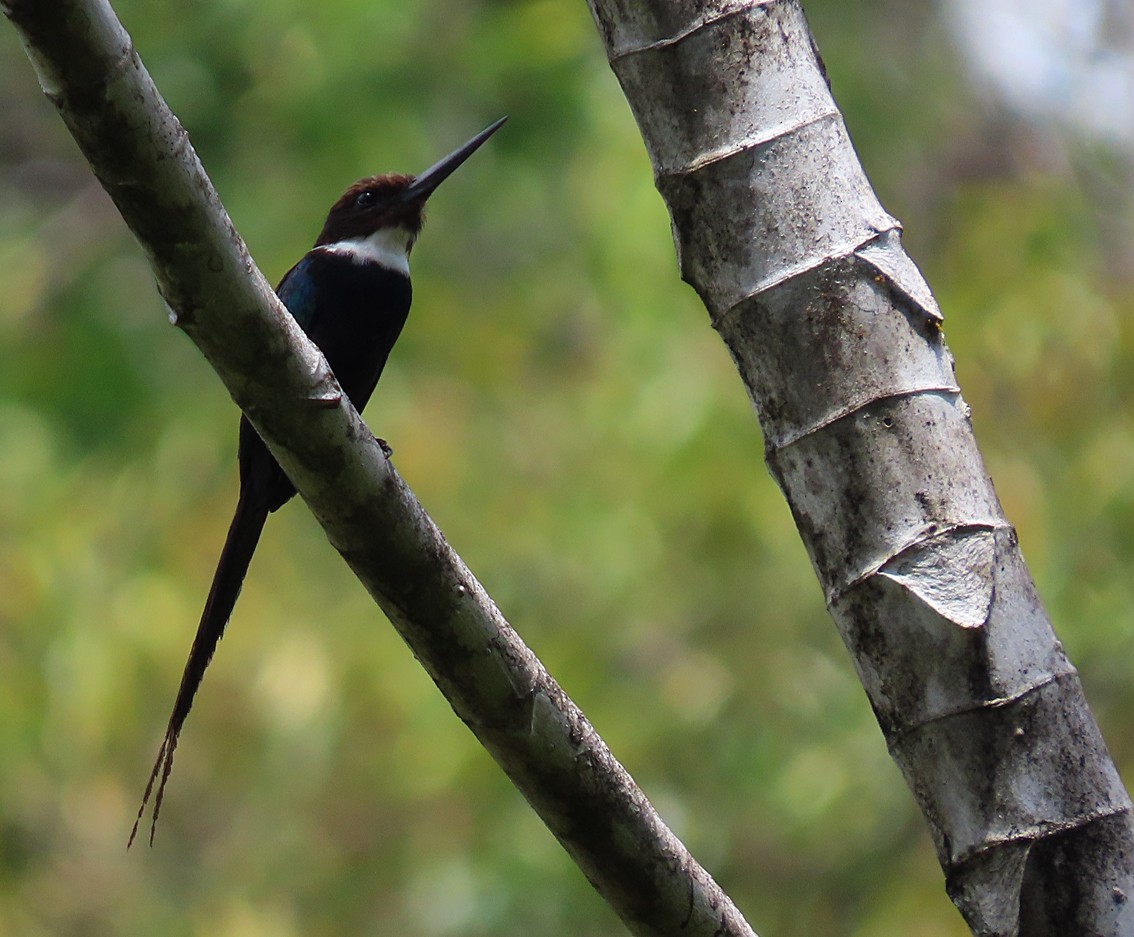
<box><xmin>314</xmin><ymin>174</ymin><xmax>426</xmax><ymax>247</ymax></box>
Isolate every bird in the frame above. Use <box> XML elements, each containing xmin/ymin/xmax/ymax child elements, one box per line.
<box><xmin>129</xmin><ymin>117</ymin><xmax>507</xmax><ymax>848</ymax></box>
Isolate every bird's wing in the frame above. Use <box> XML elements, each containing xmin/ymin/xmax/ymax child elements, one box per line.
<box><xmin>275</xmin><ymin>255</ymin><xmax>321</xmax><ymax>331</ymax></box>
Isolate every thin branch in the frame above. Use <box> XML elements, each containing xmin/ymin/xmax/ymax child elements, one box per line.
<box><xmin>2</xmin><ymin>1</ymin><xmax>757</xmax><ymax>934</ymax></box>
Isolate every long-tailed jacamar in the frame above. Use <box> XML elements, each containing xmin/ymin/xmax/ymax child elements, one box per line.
<box><xmin>130</xmin><ymin>117</ymin><xmax>507</xmax><ymax>847</ymax></box>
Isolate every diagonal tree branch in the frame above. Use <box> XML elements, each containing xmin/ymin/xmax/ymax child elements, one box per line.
<box><xmin>2</xmin><ymin>1</ymin><xmax>757</xmax><ymax>935</ymax></box>
<box><xmin>584</xmin><ymin>0</ymin><xmax>1134</xmax><ymax>933</ymax></box>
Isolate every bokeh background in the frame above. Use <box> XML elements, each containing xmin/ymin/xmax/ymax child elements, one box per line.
<box><xmin>3</xmin><ymin>1</ymin><xmax>1134</xmax><ymax>934</ymax></box>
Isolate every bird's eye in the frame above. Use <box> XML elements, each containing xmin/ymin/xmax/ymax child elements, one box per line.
<box><xmin>355</xmin><ymin>190</ymin><xmax>377</xmax><ymax>208</ymax></box>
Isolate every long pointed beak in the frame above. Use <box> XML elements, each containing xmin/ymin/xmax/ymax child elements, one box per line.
<box><xmin>400</xmin><ymin>116</ymin><xmax>507</xmax><ymax>205</ymax></box>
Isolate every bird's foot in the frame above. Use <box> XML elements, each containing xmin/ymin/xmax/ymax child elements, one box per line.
<box><xmin>375</xmin><ymin>437</ymin><xmax>393</xmax><ymax>459</ymax></box>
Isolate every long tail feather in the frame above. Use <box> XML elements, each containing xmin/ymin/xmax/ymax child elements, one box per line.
<box><xmin>129</xmin><ymin>487</ymin><xmax>270</xmax><ymax>848</ymax></box>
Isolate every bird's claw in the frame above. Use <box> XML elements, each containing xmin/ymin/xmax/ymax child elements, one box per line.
<box><xmin>375</xmin><ymin>436</ymin><xmax>393</xmax><ymax>459</ymax></box>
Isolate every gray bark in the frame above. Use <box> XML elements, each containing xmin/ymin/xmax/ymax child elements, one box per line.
<box><xmin>1</xmin><ymin>1</ymin><xmax>757</xmax><ymax>934</ymax></box>
<box><xmin>584</xmin><ymin>0</ymin><xmax>1134</xmax><ymax>934</ymax></box>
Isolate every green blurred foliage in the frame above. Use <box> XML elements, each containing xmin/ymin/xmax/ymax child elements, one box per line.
<box><xmin>1</xmin><ymin>1</ymin><xmax>1132</xmax><ymax>935</ymax></box>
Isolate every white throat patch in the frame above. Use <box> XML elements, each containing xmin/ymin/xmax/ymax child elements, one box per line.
<box><xmin>321</xmin><ymin>226</ymin><xmax>414</xmax><ymax>275</ymax></box>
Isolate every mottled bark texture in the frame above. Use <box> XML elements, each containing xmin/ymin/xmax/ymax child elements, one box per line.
<box><xmin>4</xmin><ymin>0</ymin><xmax>760</xmax><ymax>934</ymax></box>
<box><xmin>585</xmin><ymin>0</ymin><xmax>1134</xmax><ymax>933</ymax></box>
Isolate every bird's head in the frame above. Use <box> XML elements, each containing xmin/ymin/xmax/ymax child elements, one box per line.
<box><xmin>313</xmin><ymin>117</ymin><xmax>506</xmax><ymax>271</ymax></box>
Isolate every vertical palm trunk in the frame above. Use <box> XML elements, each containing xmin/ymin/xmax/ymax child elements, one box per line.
<box><xmin>585</xmin><ymin>0</ymin><xmax>1134</xmax><ymax>933</ymax></box>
